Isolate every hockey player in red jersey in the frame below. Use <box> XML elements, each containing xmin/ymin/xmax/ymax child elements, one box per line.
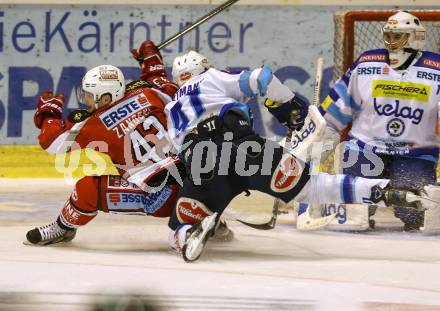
<box><xmin>26</xmin><ymin>41</ymin><xmax>184</xmax><ymax>245</ymax></box>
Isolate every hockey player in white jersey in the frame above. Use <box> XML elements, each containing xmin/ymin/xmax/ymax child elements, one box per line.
<box><xmin>319</xmin><ymin>11</ymin><xmax>440</xmax><ymax>231</ymax></box>
<box><xmin>164</xmin><ymin>51</ymin><xmax>428</xmax><ymax>262</ymax></box>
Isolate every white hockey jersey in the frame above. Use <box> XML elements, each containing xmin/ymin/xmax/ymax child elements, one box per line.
<box><xmin>165</xmin><ymin>67</ymin><xmax>294</xmax><ymax>150</ymax></box>
<box><xmin>320</xmin><ymin>49</ymin><xmax>440</xmax><ymax>162</ymax></box>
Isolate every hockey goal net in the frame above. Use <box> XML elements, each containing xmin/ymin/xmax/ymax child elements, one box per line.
<box><xmin>333</xmin><ymin>10</ymin><xmax>440</xmax><ymax>81</ymax></box>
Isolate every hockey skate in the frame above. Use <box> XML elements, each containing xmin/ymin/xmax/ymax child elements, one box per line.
<box><xmin>211</xmin><ymin>219</ymin><xmax>234</xmax><ymax>242</ymax></box>
<box><xmin>370</xmin><ymin>185</ymin><xmax>427</xmax><ymax>211</ymax></box>
<box><xmin>182</xmin><ymin>212</ymin><xmax>218</xmax><ymax>262</ymax></box>
<box><xmin>25</xmin><ymin>221</ymin><xmax>76</xmax><ymax>246</ymax></box>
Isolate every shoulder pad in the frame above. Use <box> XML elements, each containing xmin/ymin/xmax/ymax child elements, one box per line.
<box><xmin>125</xmin><ymin>80</ymin><xmax>153</xmax><ymax>93</ymax></box>
<box><xmin>414</xmin><ymin>51</ymin><xmax>440</xmax><ymax>70</ymax></box>
<box><xmin>68</xmin><ymin>109</ymin><xmax>90</xmax><ymax>123</ymax></box>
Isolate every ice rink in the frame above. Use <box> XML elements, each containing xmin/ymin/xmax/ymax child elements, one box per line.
<box><xmin>1</xmin><ymin>179</ymin><xmax>440</xmax><ymax>311</ymax></box>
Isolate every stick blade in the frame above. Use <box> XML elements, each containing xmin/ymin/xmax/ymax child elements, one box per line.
<box><xmin>236</xmin><ymin>219</ymin><xmax>276</xmax><ymax>230</ymax></box>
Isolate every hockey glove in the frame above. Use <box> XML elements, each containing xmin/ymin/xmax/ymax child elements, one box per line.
<box><xmin>264</xmin><ymin>96</ymin><xmax>309</xmax><ymax>131</ymax></box>
<box><xmin>131</xmin><ymin>40</ymin><xmax>166</xmax><ymax>78</ymax></box>
<box><xmin>34</xmin><ymin>91</ymin><xmax>64</xmax><ymax>129</ymax></box>
<box><xmin>131</xmin><ymin>40</ymin><xmax>178</xmax><ymax>97</ymax></box>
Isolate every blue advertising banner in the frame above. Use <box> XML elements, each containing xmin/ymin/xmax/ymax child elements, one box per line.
<box><xmin>0</xmin><ymin>5</ymin><xmax>398</xmax><ymax>144</ymax></box>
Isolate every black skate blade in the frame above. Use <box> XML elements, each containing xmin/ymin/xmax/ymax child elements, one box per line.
<box><xmin>22</xmin><ymin>240</ymin><xmax>72</xmax><ymax>247</ymax></box>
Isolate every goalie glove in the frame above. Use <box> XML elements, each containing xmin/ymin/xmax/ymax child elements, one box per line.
<box><xmin>34</xmin><ymin>91</ymin><xmax>64</xmax><ymax>129</ymax></box>
<box><xmin>264</xmin><ymin>95</ymin><xmax>309</xmax><ymax>131</ymax></box>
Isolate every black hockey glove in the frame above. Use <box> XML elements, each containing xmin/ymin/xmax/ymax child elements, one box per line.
<box><xmin>264</xmin><ymin>96</ymin><xmax>309</xmax><ymax>131</ymax></box>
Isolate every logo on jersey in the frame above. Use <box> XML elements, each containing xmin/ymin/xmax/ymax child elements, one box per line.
<box><xmin>372</xmin><ymin>80</ymin><xmax>431</xmax><ymax>102</ymax></box>
<box><xmin>270</xmin><ymin>154</ymin><xmax>303</xmax><ymax>193</ymax></box>
<box><xmin>106</xmin><ymin>187</ymin><xmax>172</xmax><ymax>214</ymax></box>
<box><xmin>374</xmin><ymin>99</ymin><xmax>423</xmax><ymax>125</ymax></box>
<box><xmin>422</xmin><ymin>59</ymin><xmax>440</xmax><ymax>70</ymax></box>
<box><xmin>416</xmin><ymin>71</ymin><xmax>440</xmax><ymax>82</ymax></box>
<box><xmin>386</xmin><ymin>118</ymin><xmax>405</xmax><ymax>137</ymax></box>
<box><xmin>99</xmin><ymin>95</ymin><xmax>149</xmax><ymax>129</ymax></box>
<box><xmin>357</xmin><ymin>66</ymin><xmax>387</xmax><ymax>75</ymax></box>
<box><xmin>359</xmin><ymin>54</ymin><xmax>387</xmax><ymax>63</ymax></box>
<box><xmin>125</xmin><ymin>80</ymin><xmax>151</xmax><ymax>92</ymax></box>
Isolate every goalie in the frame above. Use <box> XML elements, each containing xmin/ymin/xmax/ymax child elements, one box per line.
<box><xmin>318</xmin><ymin>11</ymin><xmax>440</xmax><ymax>232</ymax></box>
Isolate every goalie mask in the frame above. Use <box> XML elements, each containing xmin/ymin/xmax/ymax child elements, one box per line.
<box><xmin>172</xmin><ymin>51</ymin><xmax>210</xmax><ymax>86</ymax></box>
<box><xmin>382</xmin><ymin>11</ymin><xmax>426</xmax><ymax>69</ymax></box>
<box><xmin>77</xmin><ymin>65</ymin><xmax>125</xmax><ymax>110</ymax></box>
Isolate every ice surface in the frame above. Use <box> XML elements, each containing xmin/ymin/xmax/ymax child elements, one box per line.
<box><xmin>1</xmin><ymin>179</ymin><xmax>440</xmax><ymax>311</ymax></box>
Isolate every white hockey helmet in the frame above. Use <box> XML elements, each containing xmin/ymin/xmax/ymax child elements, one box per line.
<box><xmin>172</xmin><ymin>51</ymin><xmax>210</xmax><ymax>86</ymax></box>
<box><xmin>79</xmin><ymin>65</ymin><xmax>125</xmax><ymax>109</ymax></box>
<box><xmin>382</xmin><ymin>11</ymin><xmax>426</xmax><ymax>68</ymax></box>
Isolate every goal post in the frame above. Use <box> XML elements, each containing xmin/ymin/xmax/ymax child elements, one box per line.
<box><xmin>333</xmin><ymin>10</ymin><xmax>440</xmax><ymax>81</ymax></box>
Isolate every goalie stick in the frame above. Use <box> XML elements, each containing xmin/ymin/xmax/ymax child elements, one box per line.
<box><xmin>157</xmin><ymin>0</ymin><xmax>240</xmax><ymax>50</ymax></box>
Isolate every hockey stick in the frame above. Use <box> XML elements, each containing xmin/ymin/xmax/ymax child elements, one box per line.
<box><xmin>292</xmin><ymin>58</ymin><xmax>339</xmax><ymax>231</ymax></box>
<box><xmin>312</xmin><ymin>58</ymin><xmax>324</xmax><ymax>107</ymax></box>
<box><xmin>236</xmin><ymin>205</ymin><xmax>279</xmax><ymax>230</ymax></box>
<box><xmin>157</xmin><ymin>0</ymin><xmax>240</xmax><ymax>50</ymax></box>
<box><xmin>256</xmin><ymin>58</ymin><xmax>325</xmax><ymax>231</ymax></box>
<box><xmin>235</xmin><ymin>59</ymin><xmax>326</xmax><ymax>231</ymax></box>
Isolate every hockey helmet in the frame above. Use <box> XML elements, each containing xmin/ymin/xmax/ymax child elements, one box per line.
<box><xmin>172</xmin><ymin>51</ymin><xmax>210</xmax><ymax>86</ymax></box>
<box><xmin>382</xmin><ymin>11</ymin><xmax>426</xmax><ymax>68</ymax></box>
<box><xmin>77</xmin><ymin>65</ymin><xmax>125</xmax><ymax>110</ymax></box>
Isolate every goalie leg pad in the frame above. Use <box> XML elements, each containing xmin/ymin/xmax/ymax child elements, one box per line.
<box><xmin>422</xmin><ymin>185</ymin><xmax>440</xmax><ymax>234</ymax></box>
<box><xmin>321</xmin><ymin>203</ymin><xmax>370</xmax><ymax>231</ymax></box>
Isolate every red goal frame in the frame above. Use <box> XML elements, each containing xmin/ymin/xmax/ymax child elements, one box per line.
<box><xmin>340</xmin><ymin>10</ymin><xmax>440</xmax><ymax>74</ymax></box>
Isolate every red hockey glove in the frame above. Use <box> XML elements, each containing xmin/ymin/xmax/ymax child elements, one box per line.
<box><xmin>131</xmin><ymin>40</ymin><xmax>166</xmax><ymax>79</ymax></box>
<box><xmin>34</xmin><ymin>91</ymin><xmax>64</xmax><ymax>129</ymax></box>
<box><xmin>131</xmin><ymin>40</ymin><xmax>178</xmax><ymax>97</ymax></box>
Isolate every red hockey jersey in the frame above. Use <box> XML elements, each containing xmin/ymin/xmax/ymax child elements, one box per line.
<box><xmin>38</xmin><ymin>85</ymin><xmax>181</xmax><ymax>191</ymax></box>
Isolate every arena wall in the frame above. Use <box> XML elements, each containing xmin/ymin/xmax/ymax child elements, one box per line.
<box><xmin>0</xmin><ymin>1</ymin><xmax>438</xmax><ymax>177</ymax></box>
